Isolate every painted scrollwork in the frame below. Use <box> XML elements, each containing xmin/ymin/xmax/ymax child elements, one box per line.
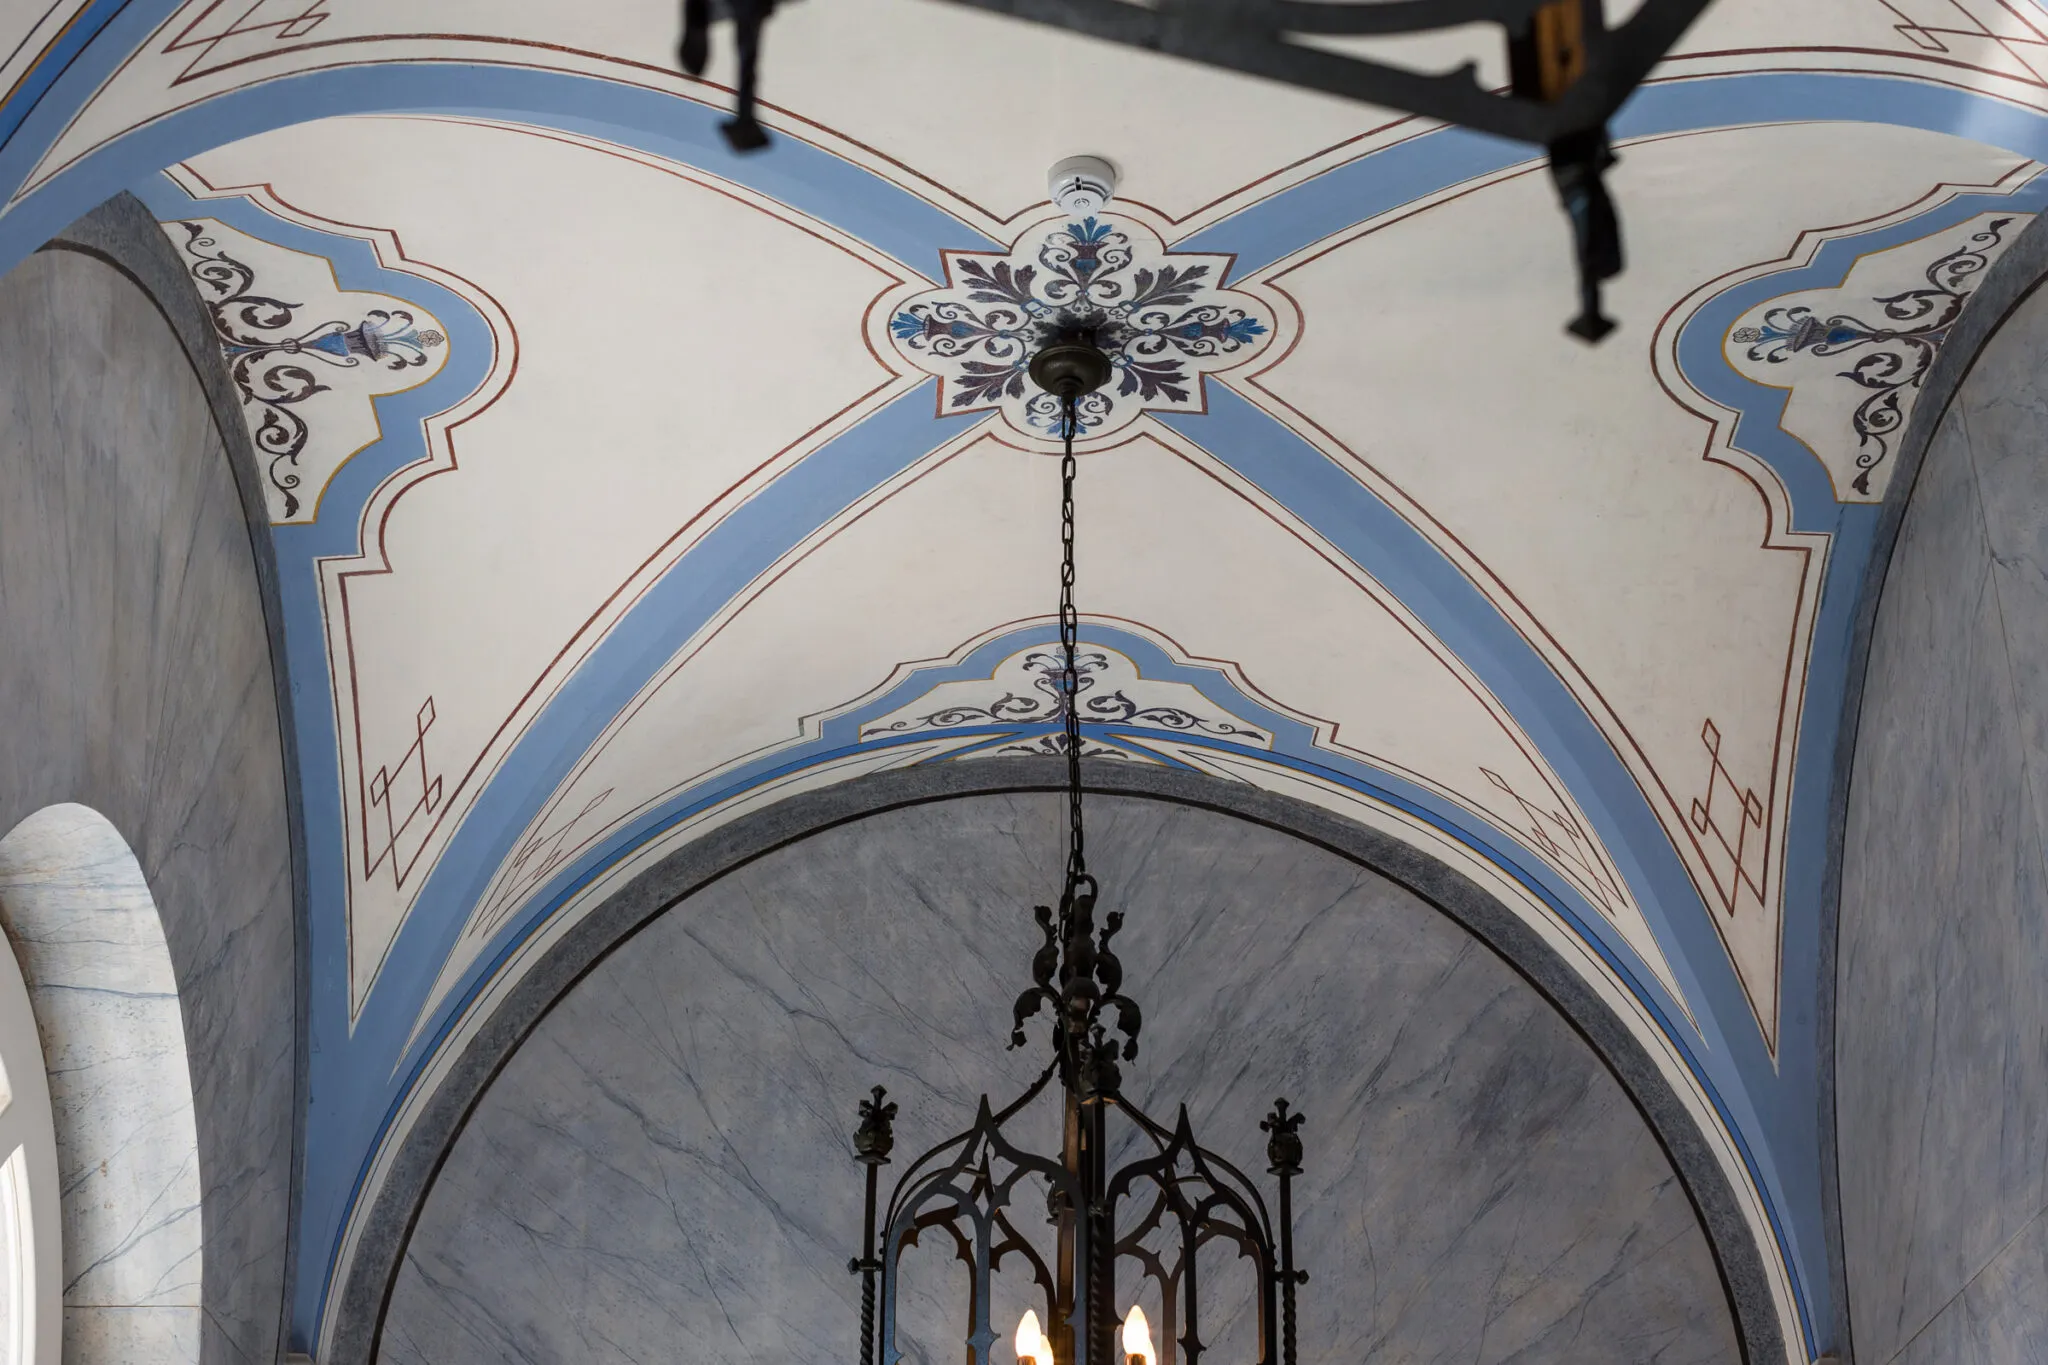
<box><xmin>174</xmin><ymin>221</ymin><xmax>446</xmax><ymax>517</ymax></box>
<box><xmin>889</xmin><ymin>215</ymin><xmax>1274</xmax><ymax>440</ymax></box>
<box><xmin>1731</xmin><ymin>217</ymin><xmax>2011</xmax><ymax>494</ymax></box>
<box><xmin>866</xmin><ymin>650</ymin><xmax>1269</xmax><ymax>742</ymax></box>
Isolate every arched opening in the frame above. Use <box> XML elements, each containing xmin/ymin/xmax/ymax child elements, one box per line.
<box><xmin>367</xmin><ymin>787</ymin><xmax>1752</xmax><ymax>1365</ymax></box>
<box><xmin>0</xmin><ymin>805</ymin><xmax>202</xmax><ymax>1364</ymax></box>
<box><xmin>0</xmin><ymin>864</ymin><xmax>58</xmax><ymax>1365</ymax></box>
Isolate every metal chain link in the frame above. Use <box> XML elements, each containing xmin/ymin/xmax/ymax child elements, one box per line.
<box><xmin>1059</xmin><ymin>395</ymin><xmax>1085</xmax><ymax>888</ymax></box>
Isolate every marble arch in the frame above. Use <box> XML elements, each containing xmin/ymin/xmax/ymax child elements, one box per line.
<box><xmin>328</xmin><ymin>760</ymin><xmax>1783</xmax><ymax>1365</ymax></box>
<box><xmin>0</xmin><ymin>805</ymin><xmax>202</xmax><ymax>1364</ymax></box>
<box><xmin>10</xmin><ymin>2</ymin><xmax>2048</xmax><ymax>1360</ymax></box>
<box><xmin>0</xmin><ymin>842</ymin><xmax>58</xmax><ymax>1365</ymax></box>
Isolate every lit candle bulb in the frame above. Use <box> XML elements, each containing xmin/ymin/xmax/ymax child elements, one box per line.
<box><xmin>1121</xmin><ymin>1306</ymin><xmax>1158</xmax><ymax>1365</ymax></box>
<box><xmin>1015</xmin><ymin>1309</ymin><xmax>1053</xmax><ymax>1365</ymax></box>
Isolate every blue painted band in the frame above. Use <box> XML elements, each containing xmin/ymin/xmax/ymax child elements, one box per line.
<box><xmin>1</xmin><ymin>57</ymin><xmax>997</xmax><ymax>282</ymax></box>
<box><xmin>13</xmin><ymin>39</ymin><xmax>2048</xmax><ymax>1351</ymax></box>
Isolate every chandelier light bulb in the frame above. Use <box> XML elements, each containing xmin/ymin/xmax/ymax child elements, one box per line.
<box><xmin>1121</xmin><ymin>1305</ymin><xmax>1158</xmax><ymax>1365</ymax></box>
<box><xmin>1015</xmin><ymin>1309</ymin><xmax>1052</xmax><ymax>1365</ymax></box>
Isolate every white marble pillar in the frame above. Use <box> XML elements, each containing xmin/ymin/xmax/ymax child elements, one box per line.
<box><xmin>0</xmin><ymin>804</ymin><xmax>202</xmax><ymax>1364</ymax></box>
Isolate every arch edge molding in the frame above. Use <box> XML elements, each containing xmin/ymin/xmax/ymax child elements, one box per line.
<box><xmin>327</xmin><ymin>756</ymin><xmax>1784</xmax><ymax>1365</ymax></box>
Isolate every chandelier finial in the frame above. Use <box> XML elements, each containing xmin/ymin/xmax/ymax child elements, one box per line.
<box><xmin>1263</xmin><ymin>1098</ymin><xmax>1306</xmax><ymax>1176</ymax></box>
<box><xmin>853</xmin><ymin>1086</ymin><xmax>897</xmax><ymax>1165</ymax></box>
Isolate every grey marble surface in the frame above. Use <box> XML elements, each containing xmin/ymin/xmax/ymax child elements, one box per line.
<box><xmin>0</xmin><ymin>805</ymin><xmax>204</xmax><ymax>1363</ymax></box>
<box><xmin>380</xmin><ymin>794</ymin><xmax>1738</xmax><ymax>1365</ymax></box>
<box><xmin>1838</xmin><ymin>281</ymin><xmax>2048</xmax><ymax>1363</ymax></box>
<box><xmin>1815</xmin><ymin>188</ymin><xmax>2048</xmax><ymax>1365</ymax></box>
<box><xmin>0</xmin><ymin>241</ymin><xmax>296</xmax><ymax>1362</ymax></box>
<box><xmin>1892</xmin><ymin>1208</ymin><xmax>2048</xmax><ymax>1365</ymax></box>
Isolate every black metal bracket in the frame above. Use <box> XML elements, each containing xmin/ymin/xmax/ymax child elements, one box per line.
<box><xmin>921</xmin><ymin>0</ymin><xmax>1708</xmax><ymax>146</ymax></box>
<box><xmin>678</xmin><ymin>0</ymin><xmax>778</xmax><ymax>152</ymax></box>
<box><xmin>918</xmin><ymin>0</ymin><xmax>1715</xmax><ymax>340</ymax></box>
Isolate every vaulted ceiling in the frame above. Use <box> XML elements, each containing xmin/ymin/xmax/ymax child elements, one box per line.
<box><xmin>3</xmin><ymin>0</ymin><xmax>2044</xmax><ymax>1357</ymax></box>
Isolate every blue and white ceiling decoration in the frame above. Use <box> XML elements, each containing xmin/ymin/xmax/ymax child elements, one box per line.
<box><xmin>7</xmin><ymin>1</ymin><xmax>2048</xmax><ymax>1360</ymax></box>
<box><xmin>885</xmin><ymin>213</ymin><xmax>1275</xmax><ymax>439</ymax></box>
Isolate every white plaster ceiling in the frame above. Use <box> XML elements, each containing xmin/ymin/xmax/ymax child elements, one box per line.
<box><xmin>5</xmin><ymin>0</ymin><xmax>2047</xmax><ymax>1355</ymax></box>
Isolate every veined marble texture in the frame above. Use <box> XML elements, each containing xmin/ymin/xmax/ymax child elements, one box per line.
<box><xmin>380</xmin><ymin>795</ymin><xmax>1738</xmax><ymax>1365</ymax></box>
<box><xmin>0</xmin><ymin>804</ymin><xmax>202</xmax><ymax>1364</ymax></box>
<box><xmin>1839</xmin><ymin>269</ymin><xmax>2048</xmax><ymax>1362</ymax></box>
<box><xmin>0</xmin><ymin>212</ymin><xmax>300</xmax><ymax>1364</ymax></box>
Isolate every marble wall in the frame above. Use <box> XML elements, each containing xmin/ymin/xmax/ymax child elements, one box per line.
<box><xmin>1837</xmin><ymin>278</ymin><xmax>2048</xmax><ymax>1363</ymax></box>
<box><xmin>0</xmin><ymin>219</ymin><xmax>298</xmax><ymax>1364</ymax></box>
<box><xmin>0</xmin><ymin>805</ymin><xmax>204</xmax><ymax>1363</ymax></box>
<box><xmin>380</xmin><ymin>794</ymin><xmax>1739</xmax><ymax>1365</ymax></box>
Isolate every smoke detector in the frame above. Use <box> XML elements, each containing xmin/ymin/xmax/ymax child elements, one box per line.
<box><xmin>1048</xmin><ymin>155</ymin><xmax>1118</xmax><ymax>215</ymax></box>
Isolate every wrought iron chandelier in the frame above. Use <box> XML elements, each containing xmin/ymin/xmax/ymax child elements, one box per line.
<box><xmin>844</xmin><ymin>329</ymin><xmax>1307</xmax><ymax>1365</ymax></box>
<box><xmin>679</xmin><ymin>0</ymin><xmax>1716</xmax><ymax>341</ymax></box>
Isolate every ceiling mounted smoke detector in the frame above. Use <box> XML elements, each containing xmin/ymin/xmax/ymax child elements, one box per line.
<box><xmin>1048</xmin><ymin>155</ymin><xmax>1118</xmax><ymax>215</ymax></box>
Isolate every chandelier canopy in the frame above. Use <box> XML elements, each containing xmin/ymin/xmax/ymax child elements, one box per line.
<box><xmin>845</xmin><ymin>327</ymin><xmax>1307</xmax><ymax>1365</ymax></box>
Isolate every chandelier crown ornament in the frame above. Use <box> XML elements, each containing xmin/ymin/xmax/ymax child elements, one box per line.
<box><xmin>846</xmin><ymin>333</ymin><xmax>1306</xmax><ymax>1365</ymax></box>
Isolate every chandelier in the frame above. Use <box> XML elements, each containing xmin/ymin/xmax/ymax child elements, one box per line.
<box><xmin>843</xmin><ymin>329</ymin><xmax>1308</xmax><ymax>1365</ymax></box>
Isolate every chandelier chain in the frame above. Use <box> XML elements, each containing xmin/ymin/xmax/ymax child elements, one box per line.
<box><xmin>851</xmin><ymin>349</ymin><xmax>1305</xmax><ymax>1365</ymax></box>
<box><xmin>1060</xmin><ymin>394</ymin><xmax>1085</xmax><ymax>889</ymax></box>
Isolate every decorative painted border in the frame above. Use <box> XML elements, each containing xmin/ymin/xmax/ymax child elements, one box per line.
<box><xmin>1666</xmin><ymin>168</ymin><xmax>2048</xmax><ymax>524</ymax></box>
<box><xmin>17</xmin><ymin>38</ymin><xmax>2048</xmax><ymax>1357</ymax></box>
<box><xmin>319</xmin><ymin>758</ymin><xmax>1793</xmax><ymax>1365</ymax></box>
<box><xmin>128</xmin><ymin>167</ymin><xmax>522</xmax><ymax>1026</ymax></box>
<box><xmin>431</xmin><ymin>619</ymin><xmax>1666</xmax><ymax>1024</ymax></box>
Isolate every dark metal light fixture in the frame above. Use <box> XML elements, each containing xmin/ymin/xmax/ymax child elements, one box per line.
<box><xmin>925</xmin><ymin>0</ymin><xmax>1713</xmax><ymax>340</ymax></box>
<box><xmin>678</xmin><ymin>0</ymin><xmax>777</xmax><ymax>152</ymax></box>
<box><xmin>847</xmin><ymin>333</ymin><xmax>1308</xmax><ymax>1365</ymax></box>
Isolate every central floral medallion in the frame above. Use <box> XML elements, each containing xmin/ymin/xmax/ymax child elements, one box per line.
<box><xmin>886</xmin><ymin>214</ymin><xmax>1275</xmax><ymax>441</ymax></box>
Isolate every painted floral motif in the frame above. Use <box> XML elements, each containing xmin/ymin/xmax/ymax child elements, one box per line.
<box><xmin>992</xmin><ymin>732</ymin><xmax>1150</xmax><ymax>761</ymax></box>
<box><xmin>888</xmin><ymin>215</ymin><xmax>1274</xmax><ymax>440</ymax></box>
<box><xmin>863</xmin><ymin>648</ymin><xmax>1269</xmax><ymax>743</ymax></box>
<box><xmin>174</xmin><ymin>221</ymin><xmax>446</xmax><ymax>518</ymax></box>
<box><xmin>1730</xmin><ymin>216</ymin><xmax>2012</xmax><ymax>494</ymax></box>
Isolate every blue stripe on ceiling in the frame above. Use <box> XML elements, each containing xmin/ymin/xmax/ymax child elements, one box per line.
<box><xmin>0</xmin><ymin>0</ymin><xmax>134</xmax><ymax>157</ymax></box>
<box><xmin>290</xmin><ymin>382</ymin><xmax>980</xmax><ymax>1340</ymax></box>
<box><xmin>1183</xmin><ymin>71</ymin><xmax>2048</xmax><ymax>277</ymax></box>
<box><xmin>360</xmin><ymin>617</ymin><xmax>1781</xmax><ymax>1352</ymax></box>
<box><xmin>1157</xmin><ymin>388</ymin><xmax>1818</xmax><ymax>1318</ymax></box>
<box><xmin>14</xmin><ymin>31</ymin><xmax>2048</xmax><ymax>1348</ymax></box>
<box><xmin>0</xmin><ymin>59</ymin><xmax>997</xmax><ymax>283</ymax></box>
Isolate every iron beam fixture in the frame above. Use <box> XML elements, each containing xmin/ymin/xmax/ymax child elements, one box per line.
<box><xmin>922</xmin><ymin>0</ymin><xmax>1713</xmax><ymax>340</ymax></box>
<box><xmin>678</xmin><ymin>0</ymin><xmax>777</xmax><ymax>151</ymax></box>
<box><xmin>678</xmin><ymin>0</ymin><xmax>1714</xmax><ymax>339</ymax></box>
<box><xmin>847</xmin><ymin>331</ymin><xmax>1307</xmax><ymax>1365</ymax></box>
